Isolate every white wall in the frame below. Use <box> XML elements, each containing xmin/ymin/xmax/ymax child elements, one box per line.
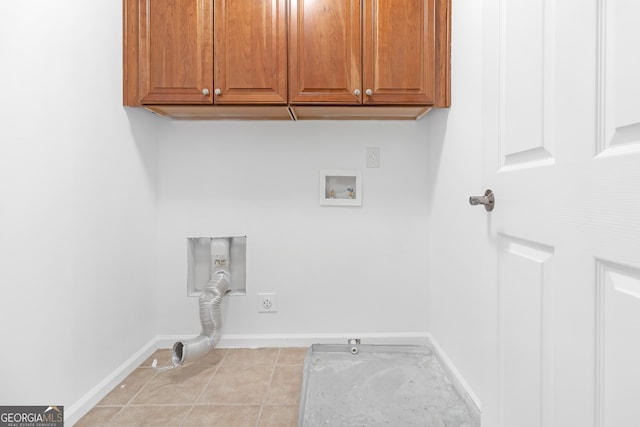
<box><xmin>0</xmin><ymin>0</ymin><xmax>158</xmax><ymax>413</ymax></box>
<box><xmin>426</xmin><ymin>0</ymin><xmax>495</xmax><ymax>414</ymax></box>
<box><xmin>155</xmin><ymin>120</ymin><xmax>430</xmax><ymax>340</ymax></box>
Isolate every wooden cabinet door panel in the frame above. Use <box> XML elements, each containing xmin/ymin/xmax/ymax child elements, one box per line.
<box><xmin>138</xmin><ymin>0</ymin><xmax>213</xmax><ymax>104</ymax></box>
<box><xmin>363</xmin><ymin>0</ymin><xmax>435</xmax><ymax>104</ymax></box>
<box><xmin>289</xmin><ymin>0</ymin><xmax>361</xmax><ymax>104</ymax></box>
<box><xmin>214</xmin><ymin>0</ymin><xmax>287</xmax><ymax>104</ymax></box>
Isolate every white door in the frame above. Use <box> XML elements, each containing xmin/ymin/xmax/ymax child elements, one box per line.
<box><xmin>481</xmin><ymin>0</ymin><xmax>640</xmax><ymax>426</ymax></box>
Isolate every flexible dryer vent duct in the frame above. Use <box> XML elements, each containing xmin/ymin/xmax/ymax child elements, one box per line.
<box><xmin>154</xmin><ymin>238</ymin><xmax>230</xmax><ymax>371</ymax></box>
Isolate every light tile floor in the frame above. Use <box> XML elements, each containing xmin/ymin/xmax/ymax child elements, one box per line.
<box><xmin>75</xmin><ymin>347</ymin><xmax>307</xmax><ymax>427</ymax></box>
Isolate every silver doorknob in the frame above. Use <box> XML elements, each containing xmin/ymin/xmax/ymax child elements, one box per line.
<box><xmin>202</xmin><ymin>88</ymin><xmax>210</xmax><ymax>96</ymax></box>
<box><xmin>354</xmin><ymin>89</ymin><xmax>361</xmax><ymax>96</ymax></box>
<box><xmin>469</xmin><ymin>189</ymin><xmax>495</xmax><ymax>212</ymax></box>
<box><xmin>365</xmin><ymin>89</ymin><xmax>372</xmax><ymax>96</ymax></box>
<box><xmin>214</xmin><ymin>88</ymin><xmax>222</xmax><ymax>96</ymax></box>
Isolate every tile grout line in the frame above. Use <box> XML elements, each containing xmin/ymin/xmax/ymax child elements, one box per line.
<box><xmin>193</xmin><ymin>349</ymin><xmax>228</xmax><ymax>403</ymax></box>
<box><xmin>98</xmin><ymin>353</ymin><xmax>164</xmax><ymax>425</ymax></box>
<box><xmin>255</xmin><ymin>348</ymin><xmax>280</xmax><ymax>427</ymax></box>
<box><xmin>103</xmin><ymin>406</ymin><xmax>126</xmax><ymax>426</ymax></box>
<box><xmin>122</xmin><ymin>355</ymin><xmax>165</xmax><ymax>425</ymax></box>
<box><xmin>180</xmin><ymin>349</ymin><xmax>229</xmax><ymax>426</ymax></box>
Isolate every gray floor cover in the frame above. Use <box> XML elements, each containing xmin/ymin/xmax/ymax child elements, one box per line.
<box><xmin>299</xmin><ymin>344</ymin><xmax>480</xmax><ymax>427</ymax></box>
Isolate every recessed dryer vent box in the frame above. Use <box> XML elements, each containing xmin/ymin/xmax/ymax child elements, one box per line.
<box><xmin>187</xmin><ymin>236</ymin><xmax>246</xmax><ymax>297</ymax></box>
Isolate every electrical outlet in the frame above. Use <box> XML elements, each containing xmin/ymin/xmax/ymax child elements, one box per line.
<box><xmin>258</xmin><ymin>293</ymin><xmax>277</xmax><ymax>313</ymax></box>
<box><xmin>366</xmin><ymin>147</ymin><xmax>380</xmax><ymax>168</ymax></box>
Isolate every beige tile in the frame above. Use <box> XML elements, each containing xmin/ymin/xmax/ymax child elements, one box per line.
<box><xmin>131</xmin><ymin>362</ymin><xmax>217</xmax><ymax>405</ymax></box>
<box><xmin>222</xmin><ymin>348</ymin><xmax>279</xmax><ymax>367</ymax></box>
<box><xmin>199</xmin><ymin>365</ymin><xmax>273</xmax><ymax>404</ymax></box>
<box><xmin>74</xmin><ymin>406</ymin><xmax>122</xmax><ymax>427</ymax></box>
<box><xmin>108</xmin><ymin>405</ymin><xmax>190</xmax><ymax>426</ymax></box>
<box><xmin>277</xmin><ymin>347</ymin><xmax>309</xmax><ymax>365</ymax></box>
<box><xmin>97</xmin><ymin>368</ymin><xmax>156</xmax><ymax>406</ymax></box>
<box><xmin>183</xmin><ymin>404</ymin><xmax>260</xmax><ymax>427</ymax></box>
<box><xmin>265</xmin><ymin>366</ymin><xmax>303</xmax><ymax>405</ymax></box>
<box><xmin>79</xmin><ymin>347</ymin><xmax>306</xmax><ymax>427</ymax></box>
<box><xmin>188</xmin><ymin>348</ymin><xmax>227</xmax><ymax>367</ymax></box>
<box><xmin>140</xmin><ymin>349</ymin><xmax>173</xmax><ymax>368</ymax></box>
<box><xmin>258</xmin><ymin>405</ymin><xmax>299</xmax><ymax>427</ymax></box>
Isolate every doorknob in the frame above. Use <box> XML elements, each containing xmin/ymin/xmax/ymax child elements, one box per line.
<box><xmin>469</xmin><ymin>189</ymin><xmax>495</xmax><ymax>212</ymax></box>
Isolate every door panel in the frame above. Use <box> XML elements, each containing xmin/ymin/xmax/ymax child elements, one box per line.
<box><xmin>498</xmin><ymin>236</ymin><xmax>554</xmax><ymax>427</ymax></box>
<box><xmin>597</xmin><ymin>261</ymin><xmax>640</xmax><ymax>427</ymax></box>
<box><xmin>289</xmin><ymin>0</ymin><xmax>361</xmax><ymax>104</ymax></box>
<box><xmin>598</xmin><ymin>0</ymin><xmax>640</xmax><ymax>155</ymax></box>
<box><xmin>214</xmin><ymin>0</ymin><xmax>287</xmax><ymax>104</ymax></box>
<box><xmin>500</xmin><ymin>0</ymin><xmax>555</xmax><ymax>169</ymax></box>
<box><xmin>138</xmin><ymin>0</ymin><xmax>213</xmax><ymax>104</ymax></box>
<box><xmin>363</xmin><ymin>0</ymin><xmax>434</xmax><ymax>104</ymax></box>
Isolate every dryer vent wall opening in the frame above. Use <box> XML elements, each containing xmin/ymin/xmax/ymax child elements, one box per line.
<box><xmin>187</xmin><ymin>236</ymin><xmax>246</xmax><ymax>297</ymax></box>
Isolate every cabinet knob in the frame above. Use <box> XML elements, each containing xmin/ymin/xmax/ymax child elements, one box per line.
<box><xmin>202</xmin><ymin>88</ymin><xmax>210</xmax><ymax>96</ymax></box>
<box><xmin>365</xmin><ymin>89</ymin><xmax>373</xmax><ymax>96</ymax></box>
<box><xmin>354</xmin><ymin>89</ymin><xmax>361</xmax><ymax>96</ymax></box>
<box><xmin>214</xmin><ymin>88</ymin><xmax>222</xmax><ymax>96</ymax></box>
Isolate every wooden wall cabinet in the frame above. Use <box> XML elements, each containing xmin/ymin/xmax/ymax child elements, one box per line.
<box><xmin>289</xmin><ymin>0</ymin><xmax>446</xmax><ymax>105</ymax></box>
<box><xmin>214</xmin><ymin>0</ymin><xmax>287</xmax><ymax>104</ymax></box>
<box><xmin>288</xmin><ymin>0</ymin><xmax>449</xmax><ymax>119</ymax></box>
<box><xmin>124</xmin><ymin>0</ymin><xmax>288</xmax><ymax>110</ymax></box>
<box><xmin>124</xmin><ymin>0</ymin><xmax>450</xmax><ymax>120</ymax></box>
<box><xmin>288</xmin><ymin>0</ymin><xmax>362</xmax><ymax>105</ymax></box>
<box><xmin>125</xmin><ymin>0</ymin><xmax>213</xmax><ymax>105</ymax></box>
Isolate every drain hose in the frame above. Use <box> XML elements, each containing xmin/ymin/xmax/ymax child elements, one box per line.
<box><xmin>153</xmin><ymin>238</ymin><xmax>230</xmax><ymax>372</ymax></box>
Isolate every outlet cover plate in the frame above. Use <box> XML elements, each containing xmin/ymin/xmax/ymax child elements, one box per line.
<box><xmin>258</xmin><ymin>293</ymin><xmax>277</xmax><ymax>313</ymax></box>
<box><xmin>366</xmin><ymin>147</ymin><xmax>380</xmax><ymax>168</ymax></box>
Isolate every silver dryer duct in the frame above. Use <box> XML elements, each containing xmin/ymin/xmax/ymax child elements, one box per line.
<box><xmin>154</xmin><ymin>238</ymin><xmax>231</xmax><ymax>371</ymax></box>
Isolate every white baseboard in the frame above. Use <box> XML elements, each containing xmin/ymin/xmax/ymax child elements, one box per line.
<box><xmin>157</xmin><ymin>331</ymin><xmax>431</xmax><ymax>349</ymax></box>
<box><xmin>425</xmin><ymin>333</ymin><xmax>482</xmax><ymax>413</ymax></box>
<box><xmin>65</xmin><ymin>337</ymin><xmax>158</xmax><ymax>426</ymax></box>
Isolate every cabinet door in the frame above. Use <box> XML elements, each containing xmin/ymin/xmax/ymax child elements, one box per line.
<box><xmin>363</xmin><ymin>0</ymin><xmax>435</xmax><ymax>104</ymax></box>
<box><xmin>214</xmin><ymin>0</ymin><xmax>287</xmax><ymax>104</ymax></box>
<box><xmin>138</xmin><ymin>0</ymin><xmax>213</xmax><ymax>104</ymax></box>
<box><xmin>289</xmin><ymin>0</ymin><xmax>361</xmax><ymax>104</ymax></box>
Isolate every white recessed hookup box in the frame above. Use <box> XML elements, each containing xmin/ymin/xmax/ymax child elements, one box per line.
<box><xmin>320</xmin><ymin>169</ymin><xmax>362</xmax><ymax>206</ymax></box>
